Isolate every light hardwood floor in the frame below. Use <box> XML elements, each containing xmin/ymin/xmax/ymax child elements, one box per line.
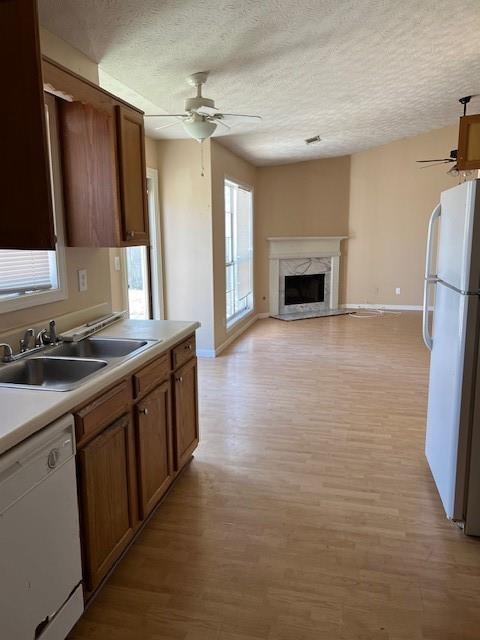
<box><xmin>70</xmin><ymin>313</ymin><xmax>480</xmax><ymax>640</ymax></box>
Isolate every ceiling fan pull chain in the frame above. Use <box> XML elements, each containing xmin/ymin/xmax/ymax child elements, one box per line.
<box><xmin>200</xmin><ymin>141</ymin><xmax>205</xmax><ymax>177</ymax></box>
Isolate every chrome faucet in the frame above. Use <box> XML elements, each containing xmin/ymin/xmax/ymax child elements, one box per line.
<box><xmin>36</xmin><ymin>320</ymin><xmax>59</xmax><ymax>346</ymax></box>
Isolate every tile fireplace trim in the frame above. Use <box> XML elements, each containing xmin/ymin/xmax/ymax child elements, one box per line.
<box><xmin>268</xmin><ymin>236</ymin><xmax>347</xmax><ymax>316</ymax></box>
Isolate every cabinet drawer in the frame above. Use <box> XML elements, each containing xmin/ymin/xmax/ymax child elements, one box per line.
<box><xmin>75</xmin><ymin>381</ymin><xmax>130</xmax><ymax>445</ymax></box>
<box><xmin>172</xmin><ymin>335</ymin><xmax>196</xmax><ymax>370</ymax></box>
<box><xmin>133</xmin><ymin>354</ymin><xmax>170</xmax><ymax>398</ymax></box>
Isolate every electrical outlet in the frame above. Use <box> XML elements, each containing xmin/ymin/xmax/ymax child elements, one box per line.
<box><xmin>114</xmin><ymin>256</ymin><xmax>121</xmax><ymax>271</ymax></box>
<box><xmin>78</xmin><ymin>269</ymin><xmax>88</xmax><ymax>292</ymax></box>
<box><xmin>395</xmin><ymin>287</ymin><xmax>401</xmax><ymax>295</ymax></box>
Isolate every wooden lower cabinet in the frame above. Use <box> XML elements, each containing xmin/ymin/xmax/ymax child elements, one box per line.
<box><xmin>173</xmin><ymin>357</ymin><xmax>199</xmax><ymax>470</ymax></box>
<box><xmin>74</xmin><ymin>334</ymin><xmax>198</xmax><ymax>600</ymax></box>
<box><xmin>135</xmin><ymin>380</ymin><xmax>173</xmax><ymax>519</ymax></box>
<box><xmin>77</xmin><ymin>414</ymin><xmax>137</xmax><ymax>593</ymax></box>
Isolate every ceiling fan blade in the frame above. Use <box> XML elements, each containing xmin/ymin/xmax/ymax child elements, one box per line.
<box><xmin>416</xmin><ymin>158</ymin><xmax>454</xmax><ymax>163</ymax></box>
<box><xmin>214</xmin><ymin>118</ymin><xmax>231</xmax><ymax>130</ymax></box>
<box><xmin>420</xmin><ymin>161</ymin><xmax>452</xmax><ymax>169</ymax></box>
<box><xmin>219</xmin><ymin>113</ymin><xmax>262</xmax><ymax>121</ymax></box>
<box><xmin>154</xmin><ymin>120</ymin><xmax>183</xmax><ymax>131</ymax></box>
<box><xmin>145</xmin><ymin>114</ymin><xmax>186</xmax><ymax>118</ymax></box>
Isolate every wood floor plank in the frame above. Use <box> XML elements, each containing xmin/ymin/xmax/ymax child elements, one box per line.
<box><xmin>69</xmin><ymin>313</ymin><xmax>480</xmax><ymax>639</ymax></box>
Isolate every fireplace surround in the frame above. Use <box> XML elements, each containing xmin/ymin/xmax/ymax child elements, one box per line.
<box><xmin>268</xmin><ymin>236</ymin><xmax>347</xmax><ymax>318</ymax></box>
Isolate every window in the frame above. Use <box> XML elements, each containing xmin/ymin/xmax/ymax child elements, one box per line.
<box><xmin>225</xmin><ymin>179</ymin><xmax>253</xmax><ymax>327</ymax></box>
<box><xmin>0</xmin><ymin>95</ymin><xmax>67</xmax><ymax>313</ymax></box>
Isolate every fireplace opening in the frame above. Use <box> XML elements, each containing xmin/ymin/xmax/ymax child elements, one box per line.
<box><xmin>284</xmin><ymin>273</ymin><xmax>325</xmax><ymax>306</ymax></box>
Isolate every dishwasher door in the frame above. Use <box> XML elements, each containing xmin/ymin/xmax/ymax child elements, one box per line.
<box><xmin>0</xmin><ymin>414</ymin><xmax>84</xmax><ymax>640</ymax></box>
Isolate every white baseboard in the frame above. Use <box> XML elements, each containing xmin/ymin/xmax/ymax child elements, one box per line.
<box><xmin>257</xmin><ymin>312</ymin><xmax>270</xmax><ymax>319</ymax></box>
<box><xmin>342</xmin><ymin>303</ymin><xmax>430</xmax><ymax>311</ymax></box>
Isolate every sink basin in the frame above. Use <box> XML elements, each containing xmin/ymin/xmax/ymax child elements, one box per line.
<box><xmin>0</xmin><ymin>357</ymin><xmax>107</xmax><ymax>391</ymax></box>
<box><xmin>48</xmin><ymin>338</ymin><xmax>149</xmax><ymax>359</ymax></box>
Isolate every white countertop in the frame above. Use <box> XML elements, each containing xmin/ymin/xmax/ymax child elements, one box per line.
<box><xmin>0</xmin><ymin>319</ymin><xmax>200</xmax><ymax>456</ymax></box>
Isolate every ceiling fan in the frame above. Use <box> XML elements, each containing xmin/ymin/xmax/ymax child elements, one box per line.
<box><xmin>145</xmin><ymin>71</ymin><xmax>262</xmax><ymax>142</ymax></box>
<box><xmin>416</xmin><ymin>96</ymin><xmax>475</xmax><ymax>172</ymax></box>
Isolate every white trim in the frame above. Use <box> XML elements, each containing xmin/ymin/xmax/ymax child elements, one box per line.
<box><xmin>342</xmin><ymin>303</ymin><xmax>428</xmax><ymax>311</ymax></box>
<box><xmin>0</xmin><ymin>94</ymin><xmax>67</xmax><ymax>314</ymax></box>
<box><xmin>147</xmin><ymin>168</ymin><xmax>165</xmax><ymax>320</ymax></box>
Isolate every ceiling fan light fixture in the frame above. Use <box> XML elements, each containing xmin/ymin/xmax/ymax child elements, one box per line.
<box><xmin>182</xmin><ymin>117</ymin><xmax>217</xmax><ymax>142</ymax></box>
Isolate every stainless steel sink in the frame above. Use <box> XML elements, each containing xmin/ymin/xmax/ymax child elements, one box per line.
<box><xmin>48</xmin><ymin>337</ymin><xmax>150</xmax><ymax>359</ymax></box>
<box><xmin>0</xmin><ymin>357</ymin><xmax>107</xmax><ymax>391</ymax></box>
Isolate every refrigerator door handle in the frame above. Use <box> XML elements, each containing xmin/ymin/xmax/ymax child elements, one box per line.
<box><xmin>423</xmin><ymin>203</ymin><xmax>441</xmax><ymax>350</ymax></box>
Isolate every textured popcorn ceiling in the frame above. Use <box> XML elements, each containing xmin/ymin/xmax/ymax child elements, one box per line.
<box><xmin>39</xmin><ymin>0</ymin><xmax>480</xmax><ymax>166</ymax></box>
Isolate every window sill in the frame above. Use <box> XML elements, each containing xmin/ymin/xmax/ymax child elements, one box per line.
<box><xmin>0</xmin><ymin>287</ymin><xmax>67</xmax><ymax>314</ymax></box>
<box><xmin>226</xmin><ymin>307</ymin><xmax>254</xmax><ymax>332</ymax></box>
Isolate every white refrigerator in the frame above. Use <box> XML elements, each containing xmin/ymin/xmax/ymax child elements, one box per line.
<box><xmin>423</xmin><ymin>179</ymin><xmax>480</xmax><ymax>535</ymax></box>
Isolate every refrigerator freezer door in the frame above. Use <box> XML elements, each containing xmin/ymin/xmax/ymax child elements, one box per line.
<box><xmin>437</xmin><ymin>180</ymin><xmax>479</xmax><ymax>292</ymax></box>
<box><xmin>425</xmin><ymin>282</ymin><xmax>475</xmax><ymax>520</ymax></box>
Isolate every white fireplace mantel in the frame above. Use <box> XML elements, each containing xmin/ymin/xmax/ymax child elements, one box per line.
<box><xmin>268</xmin><ymin>236</ymin><xmax>347</xmax><ymax>316</ymax></box>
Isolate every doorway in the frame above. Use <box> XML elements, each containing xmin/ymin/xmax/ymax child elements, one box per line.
<box><xmin>124</xmin><ymin>168</ymin><xmax>164</xmax><ymax>320</ymax></box>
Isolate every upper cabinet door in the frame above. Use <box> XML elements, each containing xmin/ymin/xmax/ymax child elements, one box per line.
<box><xmin>116</xmin><ymin>106</ymin><xmax>149</xmax><ymax>245</ymax></box>
<box><xmin>457</xmin><ymin>115</ymin><xmax>480</xmax><ymax>171</ymax></box>
<box><xmin>59</xmin><ymin>101</ymin><xmax>121</xmax><ymax>247</ymax></box>
<box><xmin>0</xmin><ymin>0</ymin><xmax>55</xmax><ymax>250</ymax></box>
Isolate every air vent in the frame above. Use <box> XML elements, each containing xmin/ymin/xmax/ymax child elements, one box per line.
<box><xmin>305</xmin><ymin>135</ymin><xmax>322</xmax><ymax>145</ymax></box>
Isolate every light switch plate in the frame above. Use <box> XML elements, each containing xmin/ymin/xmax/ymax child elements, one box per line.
<box><xmin>78</xmin><ymin>269</ymin><xmax>88</xmax><ymax>292</ymax></box>
<box><xmin>395</xmin><ymin>287</ymin><xmax>401</xmax><ymax>295</ymax></box>
<box><xmin>114</xmin><ymin>256</ymin><xmax>121</xmax><ymax>271</ymax></box>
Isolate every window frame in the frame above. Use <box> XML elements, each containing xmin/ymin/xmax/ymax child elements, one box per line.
<box><xmin>0</xmin><ymin>93</ymin><xmax>67</xmax><ymax>314</ymax></box>
<box><xmin>224</xmin><ymin>177</ymin><xmax>254</xmax><ymax>330</ymax></box>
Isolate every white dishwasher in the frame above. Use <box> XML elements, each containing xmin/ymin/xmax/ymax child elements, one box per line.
<box><xmin>0</xmin><ymin>414</ymin><xmax>84</xmax><ymax>640</ymax></box>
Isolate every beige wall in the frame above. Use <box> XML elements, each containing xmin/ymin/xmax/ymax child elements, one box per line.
<box><xmin>0</xmin><ymin>29</ymin><xmax>115</xmax><ymax>343</ymax></box>
<box><xmin>157</xmin><ymin>139</ymin><xmax>214</xmax><ymax>352</ymax></box>
<box><xmin>255</xmin><ymin>156</ymin><xmax>351</xmax><ymax>314</ymax></box>
<box><xmin>345</xmin><ymin>124</ymin><xmax>458</xmax><ymax>306</ymax></box>
<box><xmin>210</xmin><ymin>141</ymin><xmax>257</xmax><ymax>349</ymax></box>
<box><xmin>145</xmin><ymin>136</ymin><xmax>159</xmax><ymax>170</ymax></box>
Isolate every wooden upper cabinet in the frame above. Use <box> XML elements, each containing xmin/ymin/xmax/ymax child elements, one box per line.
<box><xmin>457</xmin><ymin>115</ymin><xmax>480</xmax><ymax>171</ymax></box>
<box><xmin>116</xmin><ymin>106</ymin><xmax>149</xmax><ymax>244</ymax></box>
<box><xmin>43</xmin><ymin>58</ymin><xmax>149</xmax><ymax>247</ymax></box>
<box><xmin>59</xmin><ymin>101</ymin><xmax>121</xmax><ymax>247</ymax></box>
<box><xmin>0</xmin><ymin>0</ymin><xmax>55</xmax><ymax>250</ymax></box>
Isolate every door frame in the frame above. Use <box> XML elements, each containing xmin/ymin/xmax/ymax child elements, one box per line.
<box><xmin>147</xmin><ymin>167</ymin><xmax>165</xmax><ymax>320</ymax></box>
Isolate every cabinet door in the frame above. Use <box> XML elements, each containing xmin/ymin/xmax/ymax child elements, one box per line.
<box><xmin>173</xmin><ymin>357</ymin><xmax>199</xmax><ymax>470</ymax></box>
<box><xmin>135</xmin><ymin>381</ymin><xmax>173</xmax><ymax>518</ymax></box>
<box><xmin>78</xmin><ymin>414</ymin><xmax>136</xmax><ymax>592</ymax></box>
<box><xmin>0</xmin><ymin>0</ymin><xmax>55</xmax><ymax>249</ymax></box>
<box><xmin>458</xmin><ymin>114</ymin><xmax>480</xmax><ymax>170</ymax></box>
<box><xmin>59</xmin><ymin>101</ymin><xmax>121</xmax><ymax>247</ymax></box>
<box><xmin>116</xmin><ymin>105</ymin><xmax>149</xmax><ymax>245</ymax></box>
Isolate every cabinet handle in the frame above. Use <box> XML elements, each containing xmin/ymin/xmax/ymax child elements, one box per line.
<box><xmin>184</xmin><ymin>343</ymin><xmax>192</xmax><ymax>351</ymax></box>
<box><xmin>126</xmin><ymin>230</ymin><xmax>135</xmax><ymax>240</ymax></box>
<box><xmin>138</xmin><ymin>407</ymin><xmax>149</xmax><ymax>415</ymax></box>
<box><xmin>176</xmin><ymin>376</ymin><xmax>183</xmax><ymax>383</ymax></box>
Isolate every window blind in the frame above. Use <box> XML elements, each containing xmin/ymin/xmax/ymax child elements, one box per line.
<box><xmin>0</xmin><ymin>250</ymin><xmax>55</xmax><ymax>295</ymax></box>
